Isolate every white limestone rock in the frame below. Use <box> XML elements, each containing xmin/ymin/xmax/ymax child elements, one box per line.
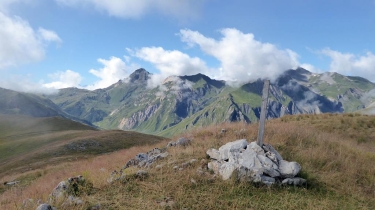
<box><xmin>236</xmin><ymin>166</ymin><xmax>262</xmax><ymax>183</ymax></box>
<box><xmin>238</xmin><ymin>148</ymin><xmax>262</xmax><ymax>170</ymax></box>
<box><xmin>257</xmin><ymin>154</ymin><xmax>280</xmax><ymax>178</ymax></box>
<box><xmin>263</xmin><ymin>144</ymin><xmax>283</xmax><ymax>163</ymax></box>
<box><xmin>206</xmin><ymin>148</ymin><xmax>221</xmax><ymax>160</ymax></box>
<box><xmin>219</xmin><ymin>162</ymin><xmax>237</xmax><ymax>180</ymax></box>
<box><xmin>248</xmin><ymin>142</ymin><xmax>265</xmax><ymax>155</ymax></box>
<box><xmin>279</xmin><ymin>160</ymin><xmax>301</xmax><ymax>178</ymax></box>
<box><xmin>207</xmin><ymin>161</ymin><xmax>221</xmax><ymax>174</ymax></box>
<box><xmin>218</xmin><ymin>139</ymin><xmax>248</xmax><ymax>161</ymax></box>
<box><xmin>261</xmin><ymin>175</ymin><xmax>276</xmax><ymax>186</ymax></box>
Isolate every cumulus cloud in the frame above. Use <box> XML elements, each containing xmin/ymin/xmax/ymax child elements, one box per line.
<box><xmin>55</xmin><ymin>0</ymin><xmax>205</xmax><ymax>19</ymax></box>
<box><xmin>86</xmin><ymin>56</ymin><xmax>139</xmax><ymax>90</ymax></box>
<box><xmin>38</xmin><ymin>27</ymin><xmax>62</xmax><ymax>43</ymax></box>
<box><xmin>43</xmin><ymin>70</ymin><xmax>82</xmax><ymax>89</ymax></box>
<box><xmin>179</xmin><ymin>28</ymin><xmax>300</xmax><ymax>84</ymax></box>
<box><xmin>134</xmin><ymin>47</ymin><xmax>212</xmax><ymax>87</ymax></box>
<box><xmin>0</xmin><ymin>75</ymin><xmax>57</xmax><ymax>94</ymax></box>
<box><xmin>0</xmin><ymin>12</ymin><xmax>61</xmax><ymax>69</ymax></box>
<box><xmin>321</xmin><ymin>48</ymin><xmax>375</xmax><ymax>81</ymax></box>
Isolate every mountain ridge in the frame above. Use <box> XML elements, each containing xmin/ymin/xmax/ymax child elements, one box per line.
<box><xmin>5</xmin><ymin>68</ymin><xmax>375</xmax><ymax>137</ymax></box>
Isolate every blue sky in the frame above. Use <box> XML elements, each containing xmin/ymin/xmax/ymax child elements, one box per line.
<box><xmin>1</xmin><ymin>0</ymin><xmax>375</xmax><ymax>92</ymax></box>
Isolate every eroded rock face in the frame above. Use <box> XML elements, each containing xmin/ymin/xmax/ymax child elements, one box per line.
<box><xmin>206</xmin><ymin>140</ymin><xmax>305</xmax><ymax>186</ymax></box>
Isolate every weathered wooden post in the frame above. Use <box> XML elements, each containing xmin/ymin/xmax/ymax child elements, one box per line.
<box><xmin>257</xmin><ymin>80</ymin><xmax>270</xmax><ymax>146</ymax></box>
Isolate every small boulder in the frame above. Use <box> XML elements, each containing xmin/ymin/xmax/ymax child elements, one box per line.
<box><xmin>281</xmin><ymin>177</ymin><xmax>306</xmax><ymax>186</ymax></box>
<box><xmin>176</xmin><ymin>137</ymin><xmax>191</xmax><ymax>146</ymax></box>
<box><xmin>218</xmin><ymin>139</ymin><xmax>248</xmax><ymax>161</ymax></box>
<box><xmin>279</xmin><ymin>160</ymin><xmax>301</xmax><ymax>178</ymax></box>
<box><xmin>36</xmin><ymin>204</ymin><xmax>56</xmax><ymax>210</ymax></box>
<box><xmin>167</xmin><ymin>141</ymin><xmax>176</xmax><ymax>147</ymax></box>
<box><xmin>50</xmin><ymin>180</ymin><xmax>68</xmax><ymax>199</ymax></box>
<box><xmin>257</xmin><ymin>155</ymin><xmax>280</xmax><ymax>178</ymax></box>
<box><xmin>260</xmin><ymin>175</ymin><xmax>276</xmax><ymax>186</ymax></box>
<box><xmin>219</xmin><ymin>162</ymin><xmax>237</xmax><ymax>180</ymax></box>
<box><xmin>206</xmin><ymin>148</ymin><xmax>221</xmax><ymax>160</ymax></box>
<box><xmin>207</xmin><ymin>161</ymin><xmax>221</xmax><ymax>174</ymax></box>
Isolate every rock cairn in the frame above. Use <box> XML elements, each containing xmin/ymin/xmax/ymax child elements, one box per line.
<box><xmin>206</xmin><ymin>139</ymin><xmax>306</xmax><ymax>186</ymax></box>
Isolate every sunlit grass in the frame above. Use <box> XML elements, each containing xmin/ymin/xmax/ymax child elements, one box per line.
<box><xmin>1</xmin><ymin>113</ymin><xmax>375</xmax><ymax>209</ymax></box>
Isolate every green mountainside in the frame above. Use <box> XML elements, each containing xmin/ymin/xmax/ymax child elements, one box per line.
<box><xmin>45</xmin><ymin>68</ymin><xmax>375</xmax><ymax>136</ymax></box>
<box><xmin>0</xmin><ymin>114</ymin><xmax>166</xmax><ymax>177</ymax></box>
<box><xmin>0</xmin><ymin>87</ymin><xmax>93</xmax><ymax>126</ymax></box>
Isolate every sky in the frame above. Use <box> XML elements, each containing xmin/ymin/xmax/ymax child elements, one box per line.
<box><xmin>1</xmin><ymin>0</ymin><xmax>375</xmax><ymax>93</ymax></box>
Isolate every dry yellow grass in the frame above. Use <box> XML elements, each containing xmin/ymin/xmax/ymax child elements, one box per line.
<box><xmin>1</xmin><ymin>113</ymin><xmax>375</xmax><ymax>209</ymax></box>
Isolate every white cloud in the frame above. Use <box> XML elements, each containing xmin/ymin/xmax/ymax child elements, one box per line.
<box><xmin>321</xmin><ymin>48</ymin><xmax>375</xmax><ymax>81</ymax></box>
<box><xmin>134</xmin><ymin>46</ymin><xmax>212</xmax><ymax>87</ymax></box>
<box><xmin>43</xmin><ymin>70</ymin><xmax>82</xmax><ymax>89</ymax></box>
<box><xmin>55</xmin><ymin>0</ymin><xmax>205</xmax><ymax>19</ymax></box>
<box><xmin>87</xmin><ymin>56</ymin><xmax>139</xmax><ymax>90</ymax></box>
<box><xmin>0</xmin><ymin>12</ymin><xmax>61</xmax><ymax>69</ymax></box>
<box><xmin>179</xmin><ymin>28</ymin><xmax>300</xmax><ymax>83</ymax></box>
<box><xmin>38</xmin><ymin>27</ymin><xmax>62</xmax><ymax>43</ymax></box>
<box><xmin>300</xmin><ymin>63</ymin><xmax>321</xmax><ymax>73</ymax></box>
<box><xmin>0</xmin><ymin>75</ymin><xmax>57</xmax><ymax>94</ymax></box>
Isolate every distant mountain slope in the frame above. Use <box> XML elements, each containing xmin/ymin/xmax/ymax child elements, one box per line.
<box><xmin>0</xmin><ymin>114</ymin><xmax>167</xmax><ymax>177</ymax></box>
<box><xmin>0</xmin><ymin>87</ymin><xmax>63</xmax><ymax>117</ymax></box>
<box><xmin>46</xmin><ymin>68</ymin><xmax>375</xmax><ymax>136</ymax></box>
<box><xmin>0</xmin><ymin>87</ymin><xmax>94</xmax><ymax>126</ymax></box>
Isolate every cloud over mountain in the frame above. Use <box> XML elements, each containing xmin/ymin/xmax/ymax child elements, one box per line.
<box><xmin>86</xmin><ymin>56</ymin><xmax>139</xmax><ymax>90</ymax></box>
<box><xmin>134</xmin><ymin>47</ymin><xmax>213</xmax><ymax>87</ymax></box>
<box><xmin>44</xmin><ymin>70</ymin><xmax>82</xmax><ymax>89</ymax></box>
<box><xmin>321</xmin><ymin>48</ymin><xmax>375</xmax><ymax>81</ymax></box>
<box><xmin>179</xmin><ymin>28</ymin><xmax>300</xmax><ymax>83</ymax></box>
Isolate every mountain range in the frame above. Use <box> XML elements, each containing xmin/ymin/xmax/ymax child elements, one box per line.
<box><xmin>1</xmin><ymin>68</ymin><xmax>375</xmax><ymax>136</ymax></box>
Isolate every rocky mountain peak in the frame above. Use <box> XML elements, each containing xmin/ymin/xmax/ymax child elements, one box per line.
<box><xmin>129</xmin><ymin>68</ymin><xmax>151</xmax><ymax>83</ymax></box>
<box><xmin>179</xmin><ymin>73</ymin><xmax>226</xmax><ymax>89</ymax></box>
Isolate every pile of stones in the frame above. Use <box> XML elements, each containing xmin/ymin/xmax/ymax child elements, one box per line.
<box><xmin>206</xmin><ymin>139</ymin><xmax>306</xmax><ymax>186</ymax></box>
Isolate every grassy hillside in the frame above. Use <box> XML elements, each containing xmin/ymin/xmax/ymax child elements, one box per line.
<box><xmin>1</xmin><ymin>113</ymin><xmax>374</xmax><ymax>209</ymax></box>
<box><xmin>0</xmin><ymin>114</ymin><xmax>167</xmax><ymax>179</ymax></box>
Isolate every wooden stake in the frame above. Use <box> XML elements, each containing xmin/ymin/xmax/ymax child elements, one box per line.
<box><xmin>257</xmin><ymin>80</ymin><xmax>270</xmax><ymax>146</ymax></box>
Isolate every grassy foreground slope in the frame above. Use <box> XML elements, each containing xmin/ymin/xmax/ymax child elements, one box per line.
<box><xmin>1</xmin><ymin>114</ymin><xmax>375</xmax><ymax>209</ymax></box>
<box><xmin>0</xmin><ymin>114</ymin><xmax>167</xmax><ymax>178</ymax></box>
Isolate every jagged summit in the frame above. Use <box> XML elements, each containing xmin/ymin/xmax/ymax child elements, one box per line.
<box><xmin>129</xmin><ymin>68</ymin><xmax>151</xmax><ymax>83</ymax></box>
